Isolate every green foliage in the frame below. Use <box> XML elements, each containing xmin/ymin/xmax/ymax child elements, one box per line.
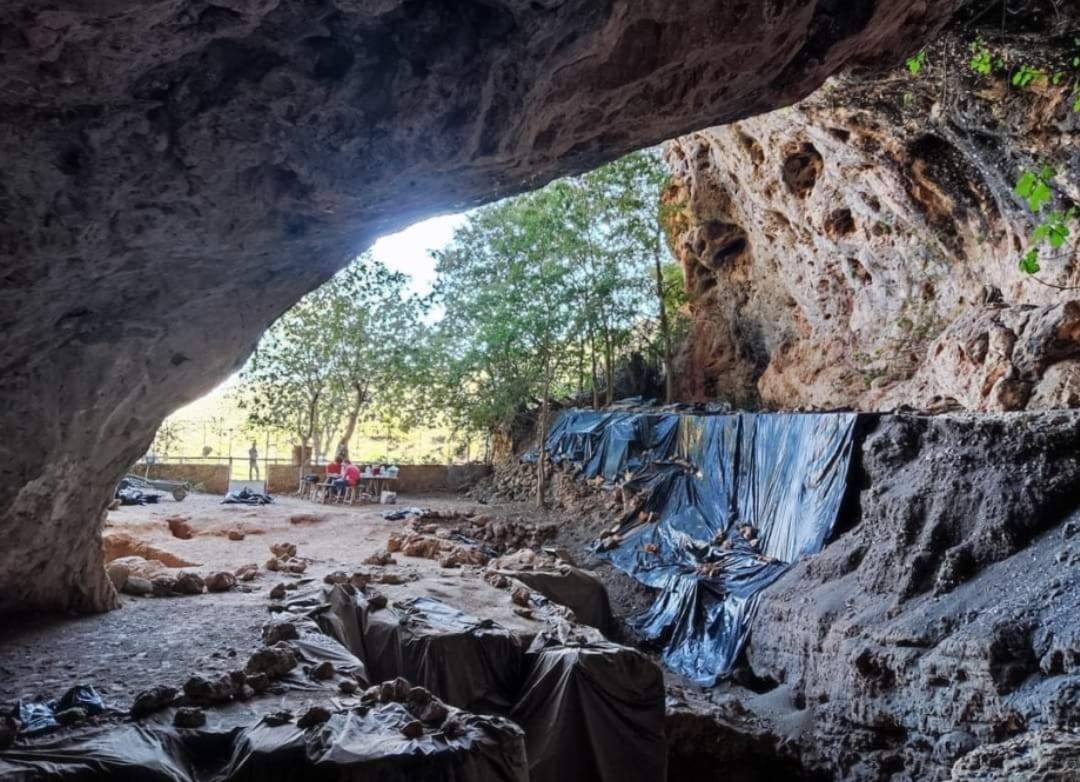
<box><xmin>415</xmin><ymin>150</ymin><xmax>682</xmax><ymax>436</ymax></box>
<box><xmin>905</xmin><ymin>50</ymin><xmax>927</xmax><ymax>76</ymax></box>
<box><xmin>1013</xmin><ymin>164</ymin><xmax>1078</xmax><ymax>275</ymax></box>
<box><xmin>969</xmin><ymin>38</ymin><xmax>998</xmax><ymax>75</ymax></box>
<box><xmin>237</xmin><ymin>254</ymin><xmax>427</xmax><ymax>459</ymax></box>
<box><xmin>1014</xmin><ymin>165</ymin><xmax>1056</xmax><ymax>213</ymax></box>
<box><xmin>1011</xmin><ymin>64</ymin><xmax>1043</xmax><ymax>88</ymax></box>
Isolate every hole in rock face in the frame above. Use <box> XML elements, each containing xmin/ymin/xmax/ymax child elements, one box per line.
<box><xmin>712</xmin><ymin>238</ymin><xmax>747</xmax><ymax>267</ymax></box>
<box><xmin>781</xmin><ymin>142</ymin><xmax>823</xmax><ymax>198</ymax></box>
<box><xmin>824</xmin><ymin>208</ymin><xmax>855</xmax><ymax>238</ymax></box>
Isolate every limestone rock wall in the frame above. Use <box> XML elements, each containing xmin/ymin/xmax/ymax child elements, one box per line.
<box><xmin>0</xmin><ymin>1</ymin><xmax>963</xmax><ymax>612</ymax></box>
<box><xmin>664</xmin><ymin>15</ymin><xmax>1080</xmax><ymax>412</ymax></box>
<box><xmin>748</xmin><ymin>411</ymin><xmax>1080</xmax><ymax>779</ymax></box>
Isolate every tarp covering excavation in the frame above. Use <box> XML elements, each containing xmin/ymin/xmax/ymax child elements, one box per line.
<box><xmin>319</xmin><ymin>587</ymin><xmax>667</xmax><ymax>782</ymax></box>
<box><xmin>542</xmin><ymin>409</ymin><xmax>857</xmax><ymax>684</ymax></box>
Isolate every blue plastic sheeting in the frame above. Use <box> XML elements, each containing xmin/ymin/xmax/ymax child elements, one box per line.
<box><xmin>540</xmin><ymin>410</ymin><xmax>857</xmax><ymax>685</ymax></box>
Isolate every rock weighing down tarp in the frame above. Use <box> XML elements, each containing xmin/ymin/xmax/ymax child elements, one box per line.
<box><xmin>542</xmin><ymin>409</ymin><xmax>857</xmax><ymax>684</ymax></box>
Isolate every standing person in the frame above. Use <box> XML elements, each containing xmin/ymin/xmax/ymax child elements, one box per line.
<box><xmin>248</xmin><ymin>442</ymin><xmax>260</xmax><ymax>480</ymax></box>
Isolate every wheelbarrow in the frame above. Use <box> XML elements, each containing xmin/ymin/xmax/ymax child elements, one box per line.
<box><xmin>121</xmin><ymin>473</ymin><xmax>190</xmax><ymax>501</ymax></box>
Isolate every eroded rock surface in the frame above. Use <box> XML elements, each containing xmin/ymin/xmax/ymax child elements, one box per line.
<box><xmin>746</xmin><ymin>412</ymin><xmax>1080</xmax><ymax>779</ymax></box>
<box><xmin>664</xmin><ymin>11</ymin><xmax>1080</xmax><ymax>411</ymax></box>
<box><xmin>0</xmin><ymin>1</ymin><xmax>962</xmax><ymax>613</ymax></box>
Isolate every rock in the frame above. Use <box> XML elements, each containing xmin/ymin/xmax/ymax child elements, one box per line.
<box><xmin>338</xmin><ymin>679</ymin><xmax>358</xmax><ymax>695</ymax></box>
<box><xmin>403</xmin><ymin>537</ymin><xmax>443</xmax><ymax>559</ymax></box>
<box><xmin>246</xmin><ymin>673</ymin><xmax>270</xmax><ymax>694</ymax></box>
<box><xmin>373</xmin><ymin>572</ymin><xmax>406</xmax><ymax>586</ymax></box>
<box><xmin>442</xmin><ymin>715</ymin><xmax>466</xmax><ymax>740</ymax></box>
<box><xmin>130</xmin><ymin>685</ymin><xmax>177</xmax><ymax>718</ymax></box>
<box><xmin>386</xmin><ymin>534</ymin><xmax>404</xmax><ymax>553</ymax></box>
<box><xmin>270</xmin><ymin>542</ymin><xmax>297</xmax><ymax>560</ymax></box>
<box><xmin>205</xmin><ymin>571</ymin><xmax>237</xmax><ymax>592</ymax></box>
<box><xmin>262</xmin><ymin>620</ymin><xmax>299</xmax><ymax>645</ymax></box>
<box><xmin>484</xmin><ymin>572</ymin><xmax>509</xmax><ymax>589</ymax></box>
<box><xmin>54</xmin><ymin>707</ymin><xmax>86</xmax><ymax>726</ymax></box>
<box><xmin>106</xmin><ymin>562</ymin><xmax>130</xmax><ymax>591</ymax></box>
<box><xmin>245</xmin><ymin>643</ymin><xmax>297</xmax><ymax>678</ymax></box>
<box><xmin>510</xmin><ymin>587</ymin><xmax>531</xmax><ymax>607</ymax></box>
<box><xmin>297</xmin><ymin>706</ymin><xmax>332</xmax><ymax>729</ymax></box>
<box><xmin>227</xmin><ymin>530</ymin><xmax>245</xmax><ymax>541</ymax></box>
<box><xmin>288</xmin><ymin>514</ymin><xmax>324</xmax><ymax>525</ymax></box>
<box><xmin>323</xmin><ymin>571</ymin><xmax>348</xmax><ymax>584</ymax></box>
<box><xmin>149</xmin><ymin>575</ymin><xmax>176</xmax><ymax>596</ymax></box>
<box><xmin>235</xmin><ymin>564</ymin><xmax>259</xmax><ymax>581</ymax></box>
<box><xmin>265</xmin><ymin>558</ymin><xmax>281</xmax><ymax>572</ymax></box>
<box><xmin>167</xmin><ymin>517</ymin><xmax>194</xmax><ymax>540</ymax></box>
<box><xmin>284</xmin><ymin>559</ymin><xmax>307</xmax><ymax>574</ymax></box>
<box><xmin>400</xmin><ymin>719</ymin><xmax>424</xmax><ymax>739</ymax></box>
<box><xmin>263</xmin><ymin>710</ymin><xmax>293</xmax><ymax>727</ymax></box>
<box><xmin>362</xmin><ymin>550</ymin><xmax>396</xmax><ymax>566</ymax></box>
<box><xmin>183</xmin><ymin>673</ymin><xmax>235</xmax><ymax>705</ymax></box>
<box><xmin>173</xmin><ymin>707</ymin><xmax>206</xmax><ymax>729</ymax></box>
<box><xmin>365</xmin><ymin>588</ymin><xmax>388</xmax><ymax>611</ymax></box>
<box><xmin>122</xmin><ymin>576</ymin><xmax>153</xmax><ymax>597</ymax></box>
<box><xmin>310</xmin><ymin>661</ymin><xmax>335</xmax><ymax>680</ymax></box>
<box><xmin>173</xmin><ymin>572</ymin><xmax>205</xmax><ymax>595</ymax></box>
<box><xmin>269</xmin><ymin>583</ymin><xmax>287</xmax><ymax>600</ymax></box>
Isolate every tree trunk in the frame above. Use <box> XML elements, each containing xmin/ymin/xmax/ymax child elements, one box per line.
<box><xmin>588</xmin><ymin>324</ymin><xmax>599</xmax><ymax>409</ymax></box>
<box><xmin>654</xmin><ymin>236</ymin><xmax>675</xmax><ymax>404</ymax></box>
<box><xmin>603</xmin><ymin>332</ymin><xmax>614</xmax><ymax>406</ymax></box>
<box><xmin>537</xmin><ymin>355</ymin><xmax>552</xmax><ymax>508</ymax></box>
<box><xmin>337</xmin><ymin>383</ymin><xmax>366</xmax><ymax>461</ymax></box>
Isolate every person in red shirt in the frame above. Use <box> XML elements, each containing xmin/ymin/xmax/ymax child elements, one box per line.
<box><xmin>326</xmin><ymin>456</ymin><xmax>343</xmax><ymax>477</ymax></box>
<box><xmin>331</xmin><ymin>459</ymin><xmax>361</xmax><ymax>498</ymax></box>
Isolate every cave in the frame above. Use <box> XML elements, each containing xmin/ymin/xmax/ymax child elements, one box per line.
<box><xmin>4</xmin><ymin>1</ymin><xmax>1080</xmax><ymax>780</ymax></box>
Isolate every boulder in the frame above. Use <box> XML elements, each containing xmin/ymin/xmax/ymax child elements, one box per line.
<box><xmin>166</xmin><ymin>517</ymin><xmax>194</xmax><ymax>540</ymax></box>
<box><xmin>245</xmin><ymin>643</ymin><xmax>297</xmax><ymax>678</ymax></box>
<box><xmin>205</xmin><ymin>571</ymin><xmax>236</xmax><ymax>592</ymax></box>
<box><xmin>270</xmin><ymin>542</ymin><xmax>297</xmax><ymax>560</ymax></box>
<box><xmin>297</xmin><ymin>705</ymin><xmax>332</xmax><ymax>729</ymax></box>
<box><xmin>122</xmin><ymin>576</ymin><xmax>153</xmax><ymax>597</ymax></box>
<box><xmin>173</xmin><ymin>572</ymin><xmax>205</xmax><ymax>595</ymax></box>
<box><xmin>262</xmin><ymin>620</ymin><xmax>299</xmax><ymax>645</ymax></box>
<box><xmin>130</xmin><ymin>685</ymin><xmax>177</xmax><ymax>719</ymax></box>
<box><xmin>234</xmin><ymin>564</ymin><xmax>259</xmax><ymax>581</ymax></box>
<box><xmin>106</xmin><ymin>562</ymin><xmax>130</xmax><ymax>591</ymax></box>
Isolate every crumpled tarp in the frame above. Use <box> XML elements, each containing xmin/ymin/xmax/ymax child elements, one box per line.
<box><xmin>492</xmin><ymin>566</ymin><xmax>614</xmax><ymax>634</ymax></box>
<box><xmin>541</xmin><ymin>409</ymin><xmax>856</xmax><ymax>684</ymax></box>
<box><xmin>221</xmin><ymin>488</ymin><xmax>273</xmax><ymax>505</ymax></box>
<box><xmin>11</xmin><ymin>686</ymin><xmax>107</xmax><ymax>736</ymax></box>
<box><xmin>511</xmin><ymin>628</ymin><xmax>666</xmax><ymax>782</ymax></box>
<box><xmin>317</xmin><ymin>588</ymin><xmax>525</xmax><ymax>714</ymax></box>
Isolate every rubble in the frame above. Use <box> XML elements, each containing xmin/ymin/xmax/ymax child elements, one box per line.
<box><xmin>204</xmin><ymin>571</ymin><xmax>236</xmax><ymax>592</ymax></box>
<box><xmin>130</xmin><ymin>685</ymin><xmax>177</xmax><ymax>718</ymax></box>
<box><xmin>121</xmin><ymin>576</ymin><xmax>153</xmax><ymax>597</ymax></box>
<box><xmin>268</xmin><ymin>583</ymin><xmax>287</xmax><ymax>600</ymax></box>
<box><xmin>173</xmin><ymin>707</ymin><xmax>206</xmax><ymax>729</ymax></box>
<box><xmin>262</xmin><ymin>620</ymin><xmax>299</xmax><ymax>645</ymax></box>
<box><xmin>234</xmin><ymin>564</ymin><xmax>259</xmax><ymax>581</ymax></box>
<box><xmin>297</xmin><ymin>705</ymin><xmax>332</xmax><ymax>728</ymax></box>
<box><xmin>245</xmin><ymin>643</ymin><xmax>297</xmax><ymax>678</ymax></box>
<box><xmin>173</xmin><ymin>572</ymin><xmax>205</xmax><ymax>596</ymax></box>
<box><xmin>182</xmin><ymin>673</ymin><xmax>236</xmax><ymax>706</ymax></box>
<box><xmin>310</xmin><ymin>661</ymin><xmax>335</xmax><ymax>680</ymax></box>
<box><xmin>362</xmin><ymin>550</ymin><xmax>397</xmax><ymax>566</ymax></box>
<box><xmin>166</xmin><ymin>517</ymin><xmax>194</xmax><ymax>540</ymax></box>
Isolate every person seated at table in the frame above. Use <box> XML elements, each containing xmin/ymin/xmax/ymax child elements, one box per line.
<box><xmin>332</xmin><ymin>459</ymin><xmax>361</xmax><ymax>497</ymax></box>
<box><xmin>326</xmin><ymin>456</ymin><xmax>343</xmax><ymax>478</ymax></box>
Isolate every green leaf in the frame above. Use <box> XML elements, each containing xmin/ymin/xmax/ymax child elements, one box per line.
<box><xmin>1029</xmin><ymin>181</ymin><xmax>1053</xmax><ymax>212</ymax></box>
<box><xmin>905</xmin><ymin>50</ymin><xmax>926</xmax><ymax>76</ymax></box>
<box><xmin>1018</xmin><ymin>250</ymin><xmax>1040</xmax><ymax>275</ymax></box>
<box><xmin>1015</xmin><ymin>172</ymin><xmax>1036</xmax><ymax>198</ymax></box>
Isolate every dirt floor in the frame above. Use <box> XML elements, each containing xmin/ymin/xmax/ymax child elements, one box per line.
<box><xmin>0</xmin><ymin>491</ymin><xmax>567</xmax><ymax>712</ymax></box>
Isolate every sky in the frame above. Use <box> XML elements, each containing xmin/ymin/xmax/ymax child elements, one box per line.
<box><xmin>168</xmin><ymin>213</ymin><xmax>467</xmax><ymax>424</ymax></box>
<box><xmin>369</xmin><ymin>213</ymin><xmax>468</xmax><ymax>296</ymax></box>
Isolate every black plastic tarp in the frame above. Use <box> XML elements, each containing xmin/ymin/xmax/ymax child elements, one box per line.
<box><xmin>318</xmin><ymin>588</ymin><xmax>526</xmax><ymax>714</ymax></box>
<box><xmin>541</xmin><ymin>409</ymin><xmax>856</xmax><ymax>684</ymax></box>
<box><xmin>510</xmin><ymin>629</ymin><xmax>666</xmax><ymax>782</ymax></box>
<box><xmin>492</xmin><ymin>566</ymin><xmax>614</xmax><ymax>634</ymax></box>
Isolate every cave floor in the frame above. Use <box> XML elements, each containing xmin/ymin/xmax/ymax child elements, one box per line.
<box><xmin>0</xmin><ymin>492</ymin><xmax>550</xmax><ymax>712</ymax></box>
